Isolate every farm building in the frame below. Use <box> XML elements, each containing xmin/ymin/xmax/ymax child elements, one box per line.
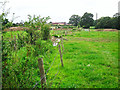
<box><xmin>66</xmin><ymin>23</ymin><xmax>72</xmax><ymax>25</ymax></box>
<box><xmin>52</xmin><ymin>22</ymin><xmax>67</xmax><ymax>25</ymax></box>
<box><xmin>51</xmin><ymin>22</ymin><xmax>72</xmax><ymax>26</ymax></box>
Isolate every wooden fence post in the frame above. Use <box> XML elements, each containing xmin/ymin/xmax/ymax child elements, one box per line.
<box><xmin>61</xmin><ymin>36</ymin><xmax>64</xmax><ymax>52</ymax></box>
<box><xmin>38</xmin><ymin>58</ymin><xmax>46</xmax><ymax>88</ymax></box>
<box><xmin>11</xmin><ymin>31</ymin><xmax>13</xmax><ymax>40</ymax></box>
<box><xmin>58</xmin><ymin>43</ymin><xmax>64</xmax><ymax>67</ymax></box>
<box><xmin>65</xmin><ymin>31</ymin><xmax>67</xmax><ymax>36</ymax></box>
<box><xmin>14</xmin><ymin>35</ymin><xmax>16</xmax><ymax>50</ymax></box>
<box><xmin>89</xmin><ymin>29</ymin><xmax>90</xmax><ymax>36</ymax></box>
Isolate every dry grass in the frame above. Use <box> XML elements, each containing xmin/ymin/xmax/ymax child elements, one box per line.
<box><xmin>4</xmin><ymin>27</ymin><xmax>29</xmax><ymax>31</ymax></box>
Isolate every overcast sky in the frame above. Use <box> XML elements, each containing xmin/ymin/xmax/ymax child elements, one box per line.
<box><xmin>0</xmin><ymin>0</ymin><xmax>120</xmax><ymax>23</ymax></box>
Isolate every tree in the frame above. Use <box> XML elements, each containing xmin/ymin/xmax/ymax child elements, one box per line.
<box><xmin>113</xmin><ymin>13</ymin><xmax>120</xmax><ymax>17</ymax></box>
<box><xmin>80</xmin><ymin>12</ymin><xmax>94</xmax><ymax>28</ymax></box>
<box><xmin>95</xmin><ymin>17</ymin><xmax>112</xmax><ymax>29</ymax></box>
<box><xmin>113</xmin><ymin>13</ymin><xmax>120</xmax><ymax>30</ymax></box>
<box><xmin>95</xmin><ymin>14</ymin><xmax>119</xmax><ymax>29</ymax></box>
<box><xmin>2</xmin><ymin>17</ymin><xmax>9</xmax><ymax>26</ymax></box>
<box><xmin>110</xmin><ymin>17</ymin><xmax>118</xmax><ymax>29</ymax></box>
<box><xmin>0</xmin><ymin>1</ymin><xmax>12</xmax><ymax>30</ymax></box>
<box><xmin>118</xmin><ymin>16</ymin><xmax>120</xmax><ymax>30</ymax></box>
<box><xmin>69</xmin><ymin>14</ymin><xmax>81</xmax><ymax>26</ymax></box>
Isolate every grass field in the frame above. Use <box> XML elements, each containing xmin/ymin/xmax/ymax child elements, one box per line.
<box><xmin>2</xmin><ymin>29</ymin><xmax>119</xmax><ymax>88</ymax></box>
<box><xmin>46</xmin><ymin>30</ymin><xmax>118</xmax><ymax>88</ymax></box>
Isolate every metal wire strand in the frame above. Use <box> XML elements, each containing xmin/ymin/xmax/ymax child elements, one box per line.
<box><xmin>47</xmin><ymin>60</ymin><xmax>61</xmax><ymax>88</ymax></box>
<box><xmin>32</xmin><ymin>52</ymin><xmax>59</xmax><ymax>89</ymax></box>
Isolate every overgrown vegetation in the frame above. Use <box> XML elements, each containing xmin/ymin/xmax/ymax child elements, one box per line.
<box><xmin>2</xmin><ymin>28</ymin><xmax>118</xmax><ymax>88</ymax></box>
<box><xmin>1</xmin><ymin>0</ymin><xmax>119</xmax><ymax>88</ymax></box>
<box><xmin>2</xmin><ymin>14</ymin><xmax>54</xmax><ymax>88</ymax></box>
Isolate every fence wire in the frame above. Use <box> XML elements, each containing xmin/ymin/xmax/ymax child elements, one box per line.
<box><xmin>32</xmin><ymin>36</ymin><xmax>65</xmax><ymax>89</ymax></box>
<box><xmin>3</xmin><ymin>31</ymin><xmax>65</xmax><ymax>88</ymax></box>
<box><xmin>32</xmin><ymin>51</ymin><xmax>59</xmax><ymax>89</ymax></box>
<box><xmin>47</xmin><ymin>60</ymin><xmax>61</xmax><ymax>87</ymax></box>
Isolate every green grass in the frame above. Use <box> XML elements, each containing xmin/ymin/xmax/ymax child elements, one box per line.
<box><xmin>2</xmin><ymin>30</ymin><xmax>118</xmax><ymax>88</ymax></box>
<box><xmin>46</xmin><ymin>30</ymin><xmax>118</xmax><ymax>88</ymax></box>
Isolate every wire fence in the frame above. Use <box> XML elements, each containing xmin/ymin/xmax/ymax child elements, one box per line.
<box><xmin>2</xmin><ymin>30</ymin><xmax>65</xmax><ymax>88</ymax></box>
<box><xmin>32</xmin><ymin>37</ymin><xmax>64</xmax><ymax>88</ymax></box>
<box><xmin>33</xmin><ymin>51</ymin><xmax>60</xmax><ymax>88</ymax></box>
<box><xmin>47</xmin><ymin>60</ymin><xmax>61</xmax><ymax>87</ymax></box>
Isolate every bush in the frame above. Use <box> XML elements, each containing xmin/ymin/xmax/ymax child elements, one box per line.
<box><xmin>63</xmin><ymin>26</ymin><xmax>68</xmax><ymax>29</ymax></box>
<box><xmin>72</xmin><ymin>28</ymin><xmax>77</xmax><ymax>30</ymax></box>
<box><xmin>41</xmin><ymin>24</ymin><xmax>50</xmax><ymax>40</ymax></box>
<box><xmin>69</xmin><ymin>26</ymin><xmax>74</xmax><ymax>29</ymax></box>
<box><xmin>2</xmin><ymin>15</ymin><xmax>52</xmax><ymax>88</ymax></box>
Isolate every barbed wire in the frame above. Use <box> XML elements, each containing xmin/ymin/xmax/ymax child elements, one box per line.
<box><xmin>32</xmin><ymin>51</ymin><xmax>59</xmax><ymax>89</ymax></box>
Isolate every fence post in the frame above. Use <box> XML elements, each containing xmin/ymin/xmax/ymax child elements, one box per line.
<box><xmin>65</xmin><ymin>31</ymin><xmax>67</xmax><ymax>36</ymax></box>
<box><xmin>11</xmin><ymin>31</ymin><xmax>13</xmax><ymax>40</ymax></box>
<box><xmin>61</xmin><ymin>35</ymin><xmax>64</xmax><ymax>52</ymax></box>
<box><xmin>89</xmin><ymin>29</ymin><xmax>90</xmax><ymax>35</ymax></box>
<box><xmin>58</xmin><ymin>43</ymin><xmax>64</xmax><ymax>67</ymax></box>
<box><xmin>14</xmin><ymin>35</ymin><xmax>16</xmax><ymax>50</ymax></box>
<box><xmin>38</xmin><ymin>58</ymin><xmax>46</xmax><ymax>88</ymax></box>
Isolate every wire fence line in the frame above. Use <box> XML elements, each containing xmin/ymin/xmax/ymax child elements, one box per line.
<box><xmin>32</xmin><ymin>36</ymin><xmax>65</xmax><ymax>88</ymax></box>
<box><xmin>47</xmin><ymin>60</ymin><xmax>61</xmax><ymax>87</ymax></box>
<box><xmin>33</xmin><ymin>51</ymin><xmax>60</xmax><ymax>89</ymax></box>
<box><xmin>3</xmin><ymin>31</ymin><xmax>65</xmax><ymax>88</ymax></box>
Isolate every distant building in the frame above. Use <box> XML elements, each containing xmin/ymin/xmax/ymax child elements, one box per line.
<box><xmin>51</xmin><ymin>22</ymin><xmax>73</xmax><ymax>26</ymax></box>
<box><xmin>52</xmin><ymin>22</ymin><xmax>66</xmax><ymax>25</ymax></box>
<box><xmin>66</xmin><ymin>23</ymin><xmax>72</xmax><ymax>25</ymax></box>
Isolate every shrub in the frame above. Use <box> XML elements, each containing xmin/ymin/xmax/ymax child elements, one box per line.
<box><xmin>69</xmin><ymin>26</ymin><xmax>74</xmax><ymax>29</ymax></box>
<box><xmin>72</xmin><ymin>28</ymin><xmax>77</xmax><ymax>31</ymax></box>
<box><xmin>63</xmin><ymin>26</ymin><xmax>68</xmax><ymax>29</ymax></box>
<box><xmin>41</xmin><ymin>24</ymin><xmax>50</xmax><ymax>40</ymax></box>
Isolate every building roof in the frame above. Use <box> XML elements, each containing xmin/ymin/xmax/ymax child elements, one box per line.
<box><xmin>52</xmin><ymin>22</ymin><xmax>66</xmax><ymax>25</ymax></box>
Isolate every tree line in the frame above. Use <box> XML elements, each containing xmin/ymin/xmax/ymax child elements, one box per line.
<box><xmin>1</xmin><ymin>4</ymin><xmax>119</xmax><ymax>30</ymax></box>
<box><xmin>69</xmin><ymin>12</ymin><xmax>120</xmax><ymax>29</ymax></box>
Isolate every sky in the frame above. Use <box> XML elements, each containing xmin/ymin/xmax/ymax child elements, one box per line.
<box><xmin>0</xmin><ymin>0</ymin><xmax>120</xmax><ymax>23</ymax></box>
